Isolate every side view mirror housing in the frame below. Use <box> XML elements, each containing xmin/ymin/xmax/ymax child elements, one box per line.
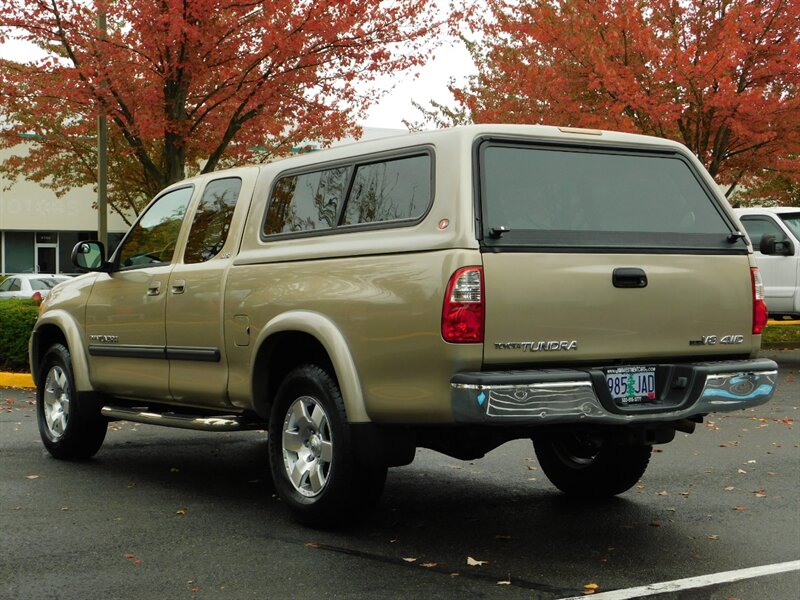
<box><xmin>759</xmin><ymin>235</ymin><xmax>794</xmax><ymax>257</ymax></box>
<box><xmin>71</xmin><ymin>241</ymin><xmax>111</xmax><ymax>272</ymax></box>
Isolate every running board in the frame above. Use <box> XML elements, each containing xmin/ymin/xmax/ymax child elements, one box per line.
<box><xmin>101</xmin><ymin>406</ymin><xmax>265</xmax><ymax>432</ymax></box>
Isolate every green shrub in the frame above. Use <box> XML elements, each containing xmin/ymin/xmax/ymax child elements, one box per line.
<box><xmin>0</xmin><ymin>299</ymin><xmax>39</xmax><ymax>371</ymax></box>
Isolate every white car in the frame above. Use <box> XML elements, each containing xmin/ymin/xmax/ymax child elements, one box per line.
<box><xmin>0</xmin><ymin>274</ymin><xmax>72</xmax><ymax>304</ymax></box>
<box><xmin>734</xmin><ymin>207</ymin><xmax>800</xmax><ymax>319</ymax></box>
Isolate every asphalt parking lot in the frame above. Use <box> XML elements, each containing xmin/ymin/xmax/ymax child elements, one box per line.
<box><xmin>1</xmin><ymin>350</ymin><xmax>798</xmax><ymax>599</ymax></box>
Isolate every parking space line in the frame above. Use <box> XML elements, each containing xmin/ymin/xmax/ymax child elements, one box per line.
<box><xmin>558</xmin><ymin>560</ymin><xmax>800</xmax><ymax>600</ymax></box>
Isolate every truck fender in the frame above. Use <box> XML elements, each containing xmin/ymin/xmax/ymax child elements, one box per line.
<box><xmin>31</xmin><ymin>310</ymin><xmax>92</xmax><ymax>392</ymax></box>
<box><xmin>252</xmin><ymin>310</ymin><xmax>370</xmax><ymax>423</ymax></box>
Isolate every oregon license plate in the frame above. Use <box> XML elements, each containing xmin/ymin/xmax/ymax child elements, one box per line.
<box><xmin>606</xmin><ymin>367</ymin><xmax>656</xmax><ymax>404</ymax></box>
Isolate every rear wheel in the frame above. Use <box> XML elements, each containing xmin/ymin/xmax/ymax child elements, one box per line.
<box><xmin>533</xmin><ymin>432</ymin><xmax>651</xmax><ymax>497</ymax></box>
<box><xmin>36</xmin><ymin>343</ymin><xmax>107</xmax><ymax>459</ymax></box>
<box><xmin>268</xmin><ymin>365</ymin><xmax>386</xmax><ymax>527</ymax></box>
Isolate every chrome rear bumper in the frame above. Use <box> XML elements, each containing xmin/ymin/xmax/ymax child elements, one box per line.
<box><xmin>450</xmin><ymin>359</ymin><xmax>778</xmax><ymax>425</ymax></box>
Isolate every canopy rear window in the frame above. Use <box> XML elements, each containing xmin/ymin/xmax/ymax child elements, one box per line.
<box><xmin>479</xmin><ymin>142</ymin><xmax>739</xmax><ymax>251</ymax></box>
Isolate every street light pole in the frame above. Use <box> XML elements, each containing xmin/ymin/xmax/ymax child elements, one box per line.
<box><xmin>97</xmin><ymin>10</ymin><xmax>108</xmax><ymax>248</ymax></box>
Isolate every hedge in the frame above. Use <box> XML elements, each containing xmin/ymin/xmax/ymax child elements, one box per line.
<box><xmin>0</xmin><ymin>299</ymin><xmax>39</xmax><ymax>372</ymax></box>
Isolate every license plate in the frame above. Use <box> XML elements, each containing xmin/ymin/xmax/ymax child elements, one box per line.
<box><xmin>606</xmin><ymin>367</ymin><xmax>656</xmax><ymax>404</ymax></box>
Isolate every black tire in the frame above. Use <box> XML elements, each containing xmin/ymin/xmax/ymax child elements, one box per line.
<box><xmin>533</xmin><ymin>432</ymin><xmax>651</xmax><ymax>497</ymax></box>
<box><xmin>268</xmin><ymin>365</ymin><xmax>387</xmax><ymax>527</ymax></box>
<box><xmin>36</xmin><ymin>343</ymin><xmax>107</xmax><ymax>460</ymax></box>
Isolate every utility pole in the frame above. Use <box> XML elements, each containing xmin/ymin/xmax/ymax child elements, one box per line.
<box><xmin>97</xmin><ymin>10</ymin><xmax>108</xmax><ymax>248</ymax></box>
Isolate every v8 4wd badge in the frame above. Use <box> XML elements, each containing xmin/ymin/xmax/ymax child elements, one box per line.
<box><xmin>689</xmin><ymin>334</ymin><xmax>745</xmax><ymax>346</ymax></box>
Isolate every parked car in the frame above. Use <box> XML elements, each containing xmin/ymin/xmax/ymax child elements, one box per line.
<box><xmin>734</xmin><ymin>207</ymin><xmax>800</xmax><ymax>319</ymax></box>
<box><xmin>31</xmin><ymin>124</ymin><xmax>778</xmax><ymax>527</ymax></box>
<box><xmin>0</xmin><ymin>274</ymin><xmax>72</xmax><ymax>305</ymax></box>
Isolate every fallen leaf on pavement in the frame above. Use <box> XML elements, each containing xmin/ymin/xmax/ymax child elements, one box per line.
<box><xmin>421</xmin><ymin>562</ymin><xmax>437</xmax><ymax>568</ymax></box>
<box><xmin>733</xmin><ymin>505</ymin><xmax>748</xmax><ymax>511</ymax></box>
<box><xmin>25</xmin><ymin>475</ymin><xmax>40</xmax><ymax>480</ymax></box>
<box><xmin>176</xmin><ymin>508</ymin><xmax>188</xmax><ymax>516</ymax></box>
<box><xmin>402</xmin><ymin>557</ymin><xmax>417</xmax><ymax>563</ymax></box>
<box><xmin>467</xmin><ymin>556</ymin><xmax>488</xmax><ymax>566</ymax></box>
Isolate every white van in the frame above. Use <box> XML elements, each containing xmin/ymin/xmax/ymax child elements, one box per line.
<box><xmin>734</xmin><ymin>207</ymin><xmax>800</xmax><ymax>319</ymax></box>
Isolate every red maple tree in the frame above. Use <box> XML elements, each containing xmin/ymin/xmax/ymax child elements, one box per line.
<box><xmin>442</xmin><ymin>0</ymin><xmax>800</xmax><ymax>201</ymax></box>
<box><xmin>0</xmin><ymin>0</ymin><xmax>436</xmax><ymax>218</ymax></box>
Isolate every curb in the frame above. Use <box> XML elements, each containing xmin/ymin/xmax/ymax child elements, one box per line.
<box><xmin>768</xmin><ymin>319</ymin><xmax>800</xmax><ymax>327</ymax></box>
<box><xmin>0</xmin><ymin>372</ymin><xmax>35</xmax><ymax>389</ymax></box>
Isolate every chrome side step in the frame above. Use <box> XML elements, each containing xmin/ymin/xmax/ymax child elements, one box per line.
<box><xmin>101</xmin><ymin>406</ymin><xmax>264</xmax><ymax>432</ymax></box>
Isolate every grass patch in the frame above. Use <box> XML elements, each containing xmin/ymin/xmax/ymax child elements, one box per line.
<box><xmin>762</xmin><ymin>323</ymin><xmax>800</xmax><ymax>349</ymax></box>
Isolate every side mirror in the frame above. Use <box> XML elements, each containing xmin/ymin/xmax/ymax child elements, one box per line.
<box><xmin>759</xmin><ymin>235</ymin><xmax>794</xmax><ymax>256</ymax></box>
<box><xmin>759</xmin><ymin>234</ymin><xmax>777</xmax><ymax>255</ymax></box>
<box><xmin>71</xmin><ymin>241</ymin><xmax>109</xmax><ymax>272</ymax></box>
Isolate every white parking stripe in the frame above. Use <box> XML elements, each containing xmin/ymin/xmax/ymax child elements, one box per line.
<box><xmin>558</xmin><ymin>560</ymin><xmax>800</xmax><ymax>600</ymax></box>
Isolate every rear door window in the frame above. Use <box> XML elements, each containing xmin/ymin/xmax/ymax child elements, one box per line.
<box><xmin>184</xmin><ymin>177</ymin><xmax>242</xmax><ymax>263</ymax></box>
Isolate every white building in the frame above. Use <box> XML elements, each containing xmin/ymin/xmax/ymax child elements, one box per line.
<box><xmin>0</xmin><ymin>145</ymin><xmax>130</xmax><ymax>274</ymax></box>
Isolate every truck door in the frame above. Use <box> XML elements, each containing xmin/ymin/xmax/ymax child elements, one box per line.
<box><xmin>165</xmin><ymin>171</ymin><xmax>257</xmax><ymax>407</ymax></box>
<box><xmin>84</xmin><ymin>186</ymin><xmax>195</xmax><ymax>400</ymax></box>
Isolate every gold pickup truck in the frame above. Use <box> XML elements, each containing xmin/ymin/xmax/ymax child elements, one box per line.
<box><xmin>30</xmin><ymin>125</ymin><xmax>778</xmax><ymax>526</ymax></box>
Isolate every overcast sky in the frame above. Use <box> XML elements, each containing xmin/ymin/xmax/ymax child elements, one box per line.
<box><xmin>362</xmin><ymin>40</ymin><xmax>475</xmax><ymax>130</ymax></box>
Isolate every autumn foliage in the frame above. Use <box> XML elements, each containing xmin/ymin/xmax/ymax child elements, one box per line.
<box><xmin>444</xmin><ymin>0</ymin><xmax>800</xmax><ymax>201</ymax></box>
<box><xmin>0</xmin><ymin>0</ymin><xmax>436</xmax><ymax>219</ymax></box>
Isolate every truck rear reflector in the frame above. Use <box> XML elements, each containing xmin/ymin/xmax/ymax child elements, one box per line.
<box><xmin>442</xmin><ymin>267</ymin><xmax>484</xmax><ymax>343</ymax></box>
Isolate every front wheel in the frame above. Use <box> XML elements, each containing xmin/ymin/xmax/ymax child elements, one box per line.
<box><xmin>36</xmin><ymin>343</ymin><xmax>107</xmax><ymax>459</ymax></box>
<box><xmin>533</xmin><ymin>432</ymin><xmax>651</xmax><ymax>497</ymax></box>
<box><xmin>268</xmin><ymin>365</ymin><xmax>386</xmax><ymax>527</ymax></box>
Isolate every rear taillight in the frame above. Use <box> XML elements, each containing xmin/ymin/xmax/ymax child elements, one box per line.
<box><xmin>442</xmin><ymin>266</ymin><xmax>484</xmax><ymax>343</ymax></box>
<box><xmin>31</xmin><ymin>291</ymin><xmax>43</xmax><ymax>306</ymax></box>
<box><xmin>751</xmin><ymin>267</ymin><xmax>768</xmax><ymax>334</ymax></box>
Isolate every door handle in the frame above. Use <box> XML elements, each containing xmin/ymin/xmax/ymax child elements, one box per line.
<box><xmin>171</xmin><ymin>280</ymin><xmax>186</xmax><ymax>295</ymax></box>
<box><xmin>147</xmin><ymin>281</ymin><xmax>162</xmax><ymax>296</ymax></box>
<box><xmin>612</xmin><ymin>267</ymin><xmax>648</xmax><ymax>288</ymax></box>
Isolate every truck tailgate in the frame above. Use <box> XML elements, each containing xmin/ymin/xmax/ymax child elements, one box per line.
<box><xmin>482</xmin><ymin>252</ymin><xmax>755</xmax><ymax>364</ymax></box>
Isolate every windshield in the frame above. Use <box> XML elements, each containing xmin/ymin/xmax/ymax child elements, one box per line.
<box><xmin>29</xmin><ymin>278</ymin><xmax>68</xmax><ymax>290</ymax></box>
<box><xmin>779</xmin><ymin>212</ymin><xmax>800</xmax><ymax>239</ymax></box>
<box><xmin>479</xmin><ymin>142</ymin><xmax>737</xmax><ymax>251</ymax></box>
